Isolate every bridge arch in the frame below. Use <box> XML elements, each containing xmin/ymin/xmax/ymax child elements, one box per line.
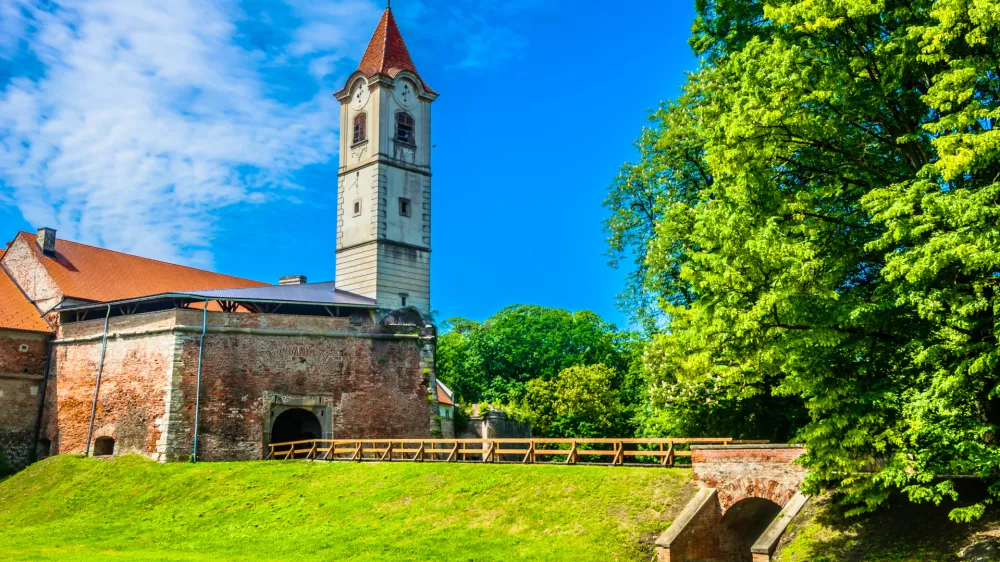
<box><xmin>718</xmin><ymin>496</ymin><xmax>783</xmax><ymax>560</ymax></box>
<box><xmin>656</xmin><ymin>445</ymin><xmax>807</xmax><ymax>562</ymax></box>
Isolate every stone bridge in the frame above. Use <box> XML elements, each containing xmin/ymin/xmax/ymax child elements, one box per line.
<box><xmin>657</xmin><ymin>445</ymin><xmax>808</xmax><ymax>562</ymax></box>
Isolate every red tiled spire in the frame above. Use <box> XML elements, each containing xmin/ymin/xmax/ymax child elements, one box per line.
<box><xmin>356</xmin><ymin>6</ymin><xmax>435</xmax><ymax>94</ymax></box>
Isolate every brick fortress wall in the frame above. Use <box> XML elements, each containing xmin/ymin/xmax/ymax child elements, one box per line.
<box><xmin>0</xmin><ymin>330</ymin><xmax>50</xmax><ymax>469</ymax></box>
<box><xmin>44</xmin><ymin>309</ymin><xmax>436</xmax><ymax>462</ymax></box>
<box><xmin>43</xmin><ymin>312</ymin><xmax>181</xmax><ymax>458</ymax></box>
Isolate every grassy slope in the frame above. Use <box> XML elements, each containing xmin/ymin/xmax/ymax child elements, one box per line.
<box><xmin>775</xmin><ymin>495</ymin><xmax>1000</xmax><ymax>562</ymax></box>
<box><xmin>0</xmin><ymin>455</ymin><xmax>695</xmax><ymax>562</ymax></box>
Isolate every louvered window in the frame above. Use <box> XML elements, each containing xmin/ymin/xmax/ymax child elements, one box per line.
<box><xmin>395</xmin><ymin>111</ymin><xmax>414</xmax><ymax>145</ymax></box>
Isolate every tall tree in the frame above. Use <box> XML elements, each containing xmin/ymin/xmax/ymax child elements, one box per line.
<box><xmin>438</xmin><ymin>305</ymin><xmax>631</xmax><ymax>403</ymax></box>
<box><xmin>862</xmin><ymin>0</ymin><xmax>1000</xmax><ymax>521</ymax></box>
<box><xmin>435</xmin><ymin>306</ymin><xmax>647</xmax><ymax>436</ymax></box>
<box><xmin>607</xmin><ymin>0</ymin><xmax>999</xmax><ymax>519</ymax></box>
<box><xmin>603</xmin><ymin>88</ymin><xmax>712</xmax><ymax>334</ymax></box>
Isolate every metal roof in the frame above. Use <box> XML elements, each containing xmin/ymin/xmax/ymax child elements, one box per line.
<box><xmin>186</xmin><ymin>282</ymin><xmax>375</xmax><ymax>306</ymax></box>
<box><xmin>58</xmin><ymin>281</ymin><xmax>376</xmax><ymax>311</ymax></box>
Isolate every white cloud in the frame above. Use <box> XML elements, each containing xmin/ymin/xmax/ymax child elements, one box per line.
<box><xmin>0</xmin><ymin>0</ymin><xmax>548</xmax><ymax>269</ymax></box>
<box><xmin>287</xmin><ymin>0</ymin><xmax>380</xmax><ymax>57</ymax></box>
<box><xmin>395</xmin><ymin>0</ymin><xmax>548</xmax><ymax>70</ymax></box>
<box><xmin>0</xmin><ymin>0</ymin><xmax>377</xmax><ymax>268</ymax></box>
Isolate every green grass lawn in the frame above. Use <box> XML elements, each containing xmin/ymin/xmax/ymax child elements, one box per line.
<box><xmin>0</xmin><ymin>455</ymin><xmax>696</xmax><ymax>561</ymax></box>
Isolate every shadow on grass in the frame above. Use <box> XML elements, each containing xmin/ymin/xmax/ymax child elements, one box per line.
<box><xmin>776</xmin><ymin>482</ymin><xmax>999</xmax><ymax>562</ymax></box>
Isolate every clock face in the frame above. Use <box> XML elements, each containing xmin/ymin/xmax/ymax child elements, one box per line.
<box><xmin>394</xmin><ymin>79</ymin><xmax>417</xmax><ymax>109</ymax></box>
<box><xmin>350</xmin><ymin>79</ymin><xmax>370</xmax><ymax>111</ymax></box>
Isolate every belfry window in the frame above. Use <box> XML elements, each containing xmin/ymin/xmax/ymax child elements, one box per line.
<box><xmin>399</xmin><ymin>197</ymin><xmax>411</xmax><ymax>217</ymax></box>
<box><xmin>353</xmin><ymin>113</ymin><xmax>367</xmax><ymax>144</ymax></box>
<box><xmin>395</xmin><ymin>111</ymin><xmax>414</xmax><ymax>145</ymax></box>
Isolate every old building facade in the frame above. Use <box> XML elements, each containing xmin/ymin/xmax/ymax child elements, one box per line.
<box><xmin>0</xmin><ymin>252</ymin><xmax>52</xmax><ymax>469</ymax></box>
<box><xmin>0</xmin><ymin>5</ymin><xmax>441</xmax><ymax>467</ymax></box>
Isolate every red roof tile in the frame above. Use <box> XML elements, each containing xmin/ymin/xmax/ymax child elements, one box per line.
<box><xmin>16</xmin><ymin>232</ymin><xmax>269</xmax><ymax>303</ymax></box>
<box><xmin>437</xmin><ymin>383</ymin><xmax>454</xmax><ymax>406</ymax></box>
<box><xmin>0</xmin><ymin>251</ymin><xmax>52</xmax><ymax>333</ymax></box>
<box><xmin>357</xmin><ymin>7</ymin><xmax>435</xmax><ymax>94</ymax></box>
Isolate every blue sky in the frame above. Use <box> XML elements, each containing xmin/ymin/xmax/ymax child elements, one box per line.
<box><xmin>0</xmin><ymin>0</ymin><xmax>698</xmax><ymax>329</ymax></box>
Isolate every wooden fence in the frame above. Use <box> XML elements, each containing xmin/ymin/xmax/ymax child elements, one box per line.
<box><xmin>266</xmin><ymin>438</ymin><xmax>768</xmax><ymax>467</ymax></box>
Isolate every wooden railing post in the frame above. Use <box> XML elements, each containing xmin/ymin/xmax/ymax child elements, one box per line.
<box><xmin>663</xmin><ymin>442</ymin><xmax>675</xmax><ymax>467</ymax></box>
<box><xmin>566</xmin><ymin>440</ymin><xmax>577</xmax><ymax>464</ymax></box>
<box><xmin>522</xmin><ymin>441</ymin><xmax>534</xmax><ymax>464</ymax></box>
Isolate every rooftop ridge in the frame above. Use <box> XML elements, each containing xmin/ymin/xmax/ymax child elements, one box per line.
<box><xmin>19</xmin><ymin>231</ymin><xmax>267</xmax><ymax>285</ymax></box>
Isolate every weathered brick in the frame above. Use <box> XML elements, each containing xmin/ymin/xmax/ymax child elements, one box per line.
<box><xmin>692</xmin><ymin>446</ymin><xmax>807</xmax><ymax>511</ymax></box>
<box><xmin>41</xmin><ymin>309</ymin><xmax>436</xmax><ymax>462</ymax></box>
<box><xmin>0</xmin><ymin>330</ymin><xmax>49</xmax><ymax>469</ymax></box>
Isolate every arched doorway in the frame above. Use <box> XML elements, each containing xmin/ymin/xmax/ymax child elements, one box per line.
<box><xmin>93</xmin><ymin>437</ymin><xmax>116</xmax><ymax>457</ymax></box>
<box><xmin>718</xmin><ymin>497</ymin><xmax>783</xmax><ymax>561</ymax></box>
<box><xmin>270</xmin><ymin>408</ymin><xmax>323</xmax><ymax>458</ymax></box>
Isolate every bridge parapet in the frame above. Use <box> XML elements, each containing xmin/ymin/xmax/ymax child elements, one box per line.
<box><xmin>692</xmin><ymin>444</ymin><xmax>806</xmax><ymax>512</ymax></box>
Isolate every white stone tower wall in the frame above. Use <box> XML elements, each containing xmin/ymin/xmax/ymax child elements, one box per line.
<box><xmin>335</xmin><ymin>73</ymin><xmax>434</xmax><ymax>316</ymax></box>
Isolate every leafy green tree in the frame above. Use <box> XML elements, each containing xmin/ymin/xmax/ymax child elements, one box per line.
<box><xmin>434</xmin><ymin>318</ymin><xmax>484</xmax><ymax>403</ymax></box>
<box><xmin>435</xmin><ymin>305</ymin><xmax>649</xmax><ymax>436</ymax></box>
<box><xmin>860</xmin><ymin>0</ymin><xmax>1000</xmax><ymax>521</ymax></box>
<box><xmin>515</xmin><ymin>364</ymin><xmax>626</xmax><ymax>438</ymax></box>
<box><xmin>607</xmin><ymin>0</ymin><xmax>999</xmax><ymax>519</ymax></box>
<box><xmin>603</xmin><ymin>88</ymin><xmax>711</xmax><ymax>334</ymax></box>
<box><xmin>438</xmin><ymin>305</ymin><xmax>632</xmax><ymax>403</ymax></box>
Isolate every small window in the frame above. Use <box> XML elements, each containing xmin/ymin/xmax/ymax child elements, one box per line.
<box><xmin>399</xmin><ymin>197</ymin><xmax>411</xmax><ymax>217</ymax></box>
<box><xmin>353</xmin><ymin>112</ymin><xmax>367</xmax><ymax>144</ymax></box>
<box><xmin>395</xmin><ymin>111</ymin><xmax>414</xmax><ymax>145</ymax></box>
<box><xmin>18</xmin><ymin>344</ymin><xmax>29</xmax><ymax>352</ymax></box>
<box><xmin>94</xmin><ymin>436</ymin><xmax>115</xmax><ymax>457</ymax></box>
<box><xmin>353</xmin><ymin>199</ymin><xmax>362</xmax><ymax>216</ymax></box>
<box><xmin>400</xmin><ymin>293</ymin><xmax>409</xmax><ymax>307</ymax></box>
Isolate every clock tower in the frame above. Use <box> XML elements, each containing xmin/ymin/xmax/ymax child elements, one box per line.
<box><xmin>334</xmin><ymin>5</ymin><xmax>437</xmax><ymax>316</ymax></box>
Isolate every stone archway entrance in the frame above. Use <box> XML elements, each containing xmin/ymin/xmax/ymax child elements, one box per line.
<box><xmin>270</xmin><ymin>408</ymin><xmax>323</xmax><ymax>457</ymax></box>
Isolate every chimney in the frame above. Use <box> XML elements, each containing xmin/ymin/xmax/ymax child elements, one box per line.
<box><xmin>37</xmin><ymin>227</ymin><xmax>57</xmax><ymax>256</ymax></box>
<box><xmin>279</xmin><ymin>275</ymin><xmax>307</xmax><ymax>286</ymax></box>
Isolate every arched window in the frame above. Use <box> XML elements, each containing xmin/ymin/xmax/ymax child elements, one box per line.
<box><xmin>353</xmin><ymin>112</ymin><xmax>367</xmax><ymax>144</ymax></box>
<box><xmin>94</xmin><ymin>436</ymin><xmax>115</xmax><ymax>457</ymax></box>
<box><xmin>395</xmin><ymin>111</ymin><xmax>415</xmax><ymax>145</ymax></box>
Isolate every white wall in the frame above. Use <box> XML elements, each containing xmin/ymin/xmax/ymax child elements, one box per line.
<box><xmin>335</xmin><ymin>73</ymin><xmax>434</xmax><ymax>314</ymax></box>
